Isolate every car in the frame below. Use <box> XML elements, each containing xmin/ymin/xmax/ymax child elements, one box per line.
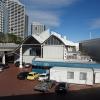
<box><xmin>34</xmin><ymin>81</ymin><xmax>49</xmax><ymax>92</ymax></box>
<box><xmin>34</xmin><ymin>80</ymin><xmax>56</xmax><ymax>92</ymax></box>
<box><xmin>55</xmin><ymin>82</ymin><xmax>69</xmax><ymax>94</ymax></box>
<box><xmin>15</xmin><ymin>61</ymin><xmax>25</xmax><ymax>67</ymax></box>
<box><xmin>14</xmin><ymin>61</ymin><xmax>20</xmax><ymax>67</ymax></box>
<box><xmin>0</xmin><ymin>67</ymin><xmax>3</xmax><ymax>72</ymax></box>
<box><xmin>27</xmin><ymin>72</ymin><xmax>39</xmax><ymax>80</ymax></box>
<box><xmin>0</xmin><ymin>63</ymin><xmax>9</xmax><ymax>70</ymax></box>
<box><xmin>17</xmin><ymin>72</ymin><xmax>29</xmax><ymax>80</ymax></box>
<box><xmin>45</xmin><ymin>80</ymin><xmax>56</xmax><ymax>88</ymax></box>
<box><xmin>24</xmin><ymin>63</ymin><xmax>32</xmax><ymax>68</ymax></box>
<box><xmin>38</xmin><ymin>73</ymin><xmax>49</xmax><ymax>81</ymax></box>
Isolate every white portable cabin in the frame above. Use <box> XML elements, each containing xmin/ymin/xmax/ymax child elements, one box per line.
<box><xmin>50</xmin><ymin>67</ymin><xmax>93</xmax><ymax>85</ymax></box>
<box><xmin>94</xmin><ymin>68</ymin><xmax>100</xmax><ymax>83</ymax></box>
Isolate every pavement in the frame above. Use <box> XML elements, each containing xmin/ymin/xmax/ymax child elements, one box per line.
<box><xmin>0</xmin><ymin>64</ymin><xmax>100</xmax><ymax>100</ymax></box>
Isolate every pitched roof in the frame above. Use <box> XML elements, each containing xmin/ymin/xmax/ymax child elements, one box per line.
<box><xmin>51</xmin><ymin>31</ymin><xmax>78</xmax><ymax>46</ymax></box>
<box><xmin>32</xmin><ymin>29</ymin><xmax>50</xmax><ymax>43</ymax></box>
<box><xmin>31</xmin><ymin>29</ymin><xmax>78</xmax><ymax>47</ymax></box>
<box><xmin>14</xmin><ymin>29</ymin><xmax>78</xmax><ymax>53</ymax></box>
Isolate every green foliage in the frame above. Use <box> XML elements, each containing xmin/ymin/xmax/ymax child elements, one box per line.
<box><xmin>0</xmin><ymin>33</ymin><xmax>23</xmax><ymax>44</ymax></box>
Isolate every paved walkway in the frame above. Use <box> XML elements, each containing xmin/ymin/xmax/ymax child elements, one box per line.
<box><xmin>0</xmin><ymin>64</ymin><xmax>100</xmax><ymax>100</ymax></box>
<box><xmin>0</xmin><ymin>64</ymin><xmax>38</xmax><ymax>96</ymax></box>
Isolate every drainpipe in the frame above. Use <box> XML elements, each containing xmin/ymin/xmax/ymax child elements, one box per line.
<box><xmin>92</xmin><ymin>68</ymin><xmax>95</xmax><ymax>84</ymax></box>
<box><xmin>19</xmin><ymin>45</ymin><xmax>23</xmax><ymax>68</ymax></box>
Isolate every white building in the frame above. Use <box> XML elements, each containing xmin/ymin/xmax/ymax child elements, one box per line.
<box><xmin>31</xmin><ymin>22</ymin><xmax>46</xmax><ymax>35</ymax></box>
<box><xmin>2</xmin><ymin>0</ymin><xmax>28</xmax><ymax>38</ymax></box>
<box><xmin>14</xmin><ymin>29</ymin><xmax>94</xmax><ymax>64</ymax></box>
<box><xmin>14</xmin><ymin>29</ymin><xmax>80</xmax><ymax>64</ymax></box>
<box><xmin>50</xmin><ymin>67</ymin><xmax>94</xmax><ymax>85</ymax></box>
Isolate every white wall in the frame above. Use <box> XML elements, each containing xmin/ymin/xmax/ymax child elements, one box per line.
<box><xmin>50</xmin><ymin>69</ymin><xmax>67</xmax><ymax>82</ymax></box>
<box><xmin>23</xmin><ymin>48</ymin><xmax>31</xmax><ymax>56</ymax></box>
<box><xmin>23</xmin><ymin>55</ymin><xmax>36</xmax><ymax>63</ymax></box>
<box><xmin>75</xmin><ymin>43</ymin><xmax>79</xmax><ymax>51</ymax></box>
<box><xmin>95</xmin><ymin>73</ymin><xmax>100</xmax><ymax>83</ymax></box>
<box><xmin>43</xmin><ymin>45</ymin><xmax>64</xmax><ymax>60</ymax></box>
<box><xmin>14</xmin><ymin>48</ymin><xmax>36</xmax><ymax>63</ymax></box>
<box><xmin>94</xmin><ymin>69</ymin><xmax>100</xmax><ymax>83</ymax></box>
<box><xmin>50</xmin><ymin>67</ymin><xmax>93</xmax><ymax>85</ymax></box>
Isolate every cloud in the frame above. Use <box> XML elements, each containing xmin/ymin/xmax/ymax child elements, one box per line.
<box><xmin>20</xmin><ymin>0</ymin><xmax>79</xmax><ymax>28</ymax></box>
<box><xmin>89</xmin><ymin>18</ymin><xmax>100</xmax><ymax>29</ymax></box>
<box><xmin>28</xmin><ymin>10</ymin><xmax>60</xmax><ymax>27</ymax></box>
<box><xmin>21</xmin><ymin>0</ymin><xmax>79</xmax><ymax>9</ymax></box>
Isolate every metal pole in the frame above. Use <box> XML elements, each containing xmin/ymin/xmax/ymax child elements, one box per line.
<box><xmin>90</xmin><ymin>32</ymin><xmax>92</xmax><ymax>39</ymax></box>
<box><xmin>19</xmin><ymin>45</ymin><xmax>23</xmax><ymax>68</ymax></box>
<box><xmin>2</xmin><ymin>53</ymin><xmax>5</xmax><ymax>64</ymax></box>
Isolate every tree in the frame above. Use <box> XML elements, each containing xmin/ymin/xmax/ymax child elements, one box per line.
<box><xmin>0</xmin><ymin>33</ymin><xmax>23</xmax><ymax>44</ymax></box>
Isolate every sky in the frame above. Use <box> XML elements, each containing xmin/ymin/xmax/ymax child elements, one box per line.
<box><xmin>20</xmin><ymin>0</ymin><xmax>100</xmax><ymax>42</ymax></box>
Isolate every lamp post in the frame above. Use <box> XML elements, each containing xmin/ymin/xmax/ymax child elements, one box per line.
<box><xmin>2</xmin><ymin>52</ymin><xmax>5</xmax><ymax>64</ymax></box>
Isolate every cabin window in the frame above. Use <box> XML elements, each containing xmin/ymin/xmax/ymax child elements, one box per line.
<box><xmin>67</xmin><ymin>72</ymin><xmax>74</xmax><ymax>79</ymax></box>
<box><xmin>80</xmin><ymin>72</ymin><xmax>87</xmax><ymax>80</ymax></box>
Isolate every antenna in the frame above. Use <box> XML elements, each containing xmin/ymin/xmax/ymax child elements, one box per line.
<box><xmin>89</xmin><ymin>32</ymin><xmax>92</xmax><ymax>39</ymax></box>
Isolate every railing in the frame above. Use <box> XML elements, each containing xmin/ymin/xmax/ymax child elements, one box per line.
<box><xmin>0</xmin><ymin>43</ymin><xmax>18</xmax><ymax>47</ymax></box>
<box><xmin>65</xmin><ymin>55</ymin><xmax>93</xmax><ymax>62</ymax></box>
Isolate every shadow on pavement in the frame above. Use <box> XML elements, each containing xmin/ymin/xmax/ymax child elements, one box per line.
<box><xmin>0</xmin><ymin>93</ymin><xmax>69</xmax><ymax>100</ymax></box>
<box><xmin>1</xmin><ymin>87</ymin><xmax>100</xmax><ymax>100</ymax></box>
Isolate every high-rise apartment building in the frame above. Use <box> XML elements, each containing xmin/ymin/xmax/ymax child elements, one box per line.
<box><xmin>31</xmin><ymin>22</ymin><xmax>46</xmax><ymax>35</ymax></box>
<box><xmin>0</xmin><ymin>0</ymin><xmax>8</xmax><ymax>33</ymax></box>
<box><xmin>2</xmin><ymin>0</ymin><xmax>28</xmax><ymax>39</ymax></box>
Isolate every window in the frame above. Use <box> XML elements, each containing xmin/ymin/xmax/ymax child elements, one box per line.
<box><xmin>80</xmin><ymin>72</ymin><xmax>87</xmax><ymax>80</ymax></box>
<box><xmin>30</xmin><ymin>48</ymin><xmax>41</xmax><ymax>56</ymax></box>
<box><xmin>45</xmin><ymin>36</ymin><xmax>63</xmax><ymax>45</ymax></box>
<box><xmin>67</xmin><ymin>72</ymin><xmax>74</xmax><ymax>79</ymax></box>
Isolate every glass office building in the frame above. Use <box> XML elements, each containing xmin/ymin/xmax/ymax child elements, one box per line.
<box><xmin>0</xmin><ymin>0</ymin><xmax>8</xmax><ymax>34</ymax></box>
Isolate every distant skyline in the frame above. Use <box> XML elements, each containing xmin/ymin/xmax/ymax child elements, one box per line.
<box><xmin>20</xmin><ymin>0</ymin><xmax>100</xmax><ymax>42</ymax></box>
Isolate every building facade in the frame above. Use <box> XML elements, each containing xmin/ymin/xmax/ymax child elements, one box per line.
<box><xmin>2</xmin><ymin>0</ymin><xmax>28</xmax><ymax>38</ymax></box>
<box><xmin>79</xmin><ymin>38</ymin><xmax>100</xmax><ymax>62</ymax></box>
<box><xmin>50</xmin><ymin>67</ymin><xmax>93</xmax><ymax>85</ymax></box>
<box><xmin>31</xmin><ymin>22</ymin><xmax>46</xmax><ymax>35</ymax></box>
<box><xmin>14</xmin><ymin>30</ymin><xmax>82</xmax><ymax>64</ymax></box>
<box><xmin>0</xmin><ymin>0</ymin><xmax>8</xmax><ymax>33</ymax></box>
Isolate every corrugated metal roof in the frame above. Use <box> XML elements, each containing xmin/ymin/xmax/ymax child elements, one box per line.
<box><xmin>31</xmin><ymin>29</ymin><xmax>78</xmax><ymax>47</ymax></box>
<box><xmin>13</xmin><ymin>29</ymin><xmax>79</xmax><ymax>52</ymax></box>
<box><xmin>32</xmin><ymin>60</ymin><xmax>100</xmax><ymax>68</ymax></box>
<box><xmin>51</xmin><ymin>31</ymin><xmax>78</xmax><ymax>46</ymax></box>
<box><xmin>50</xmin><ymin>67</ymin><xmax>93</xmax><ymax>71</ymax></box>
<box><xmin>32</xmin><ymin>29</ymin><xmax>50</xmax><ymax>43</ymax></box>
